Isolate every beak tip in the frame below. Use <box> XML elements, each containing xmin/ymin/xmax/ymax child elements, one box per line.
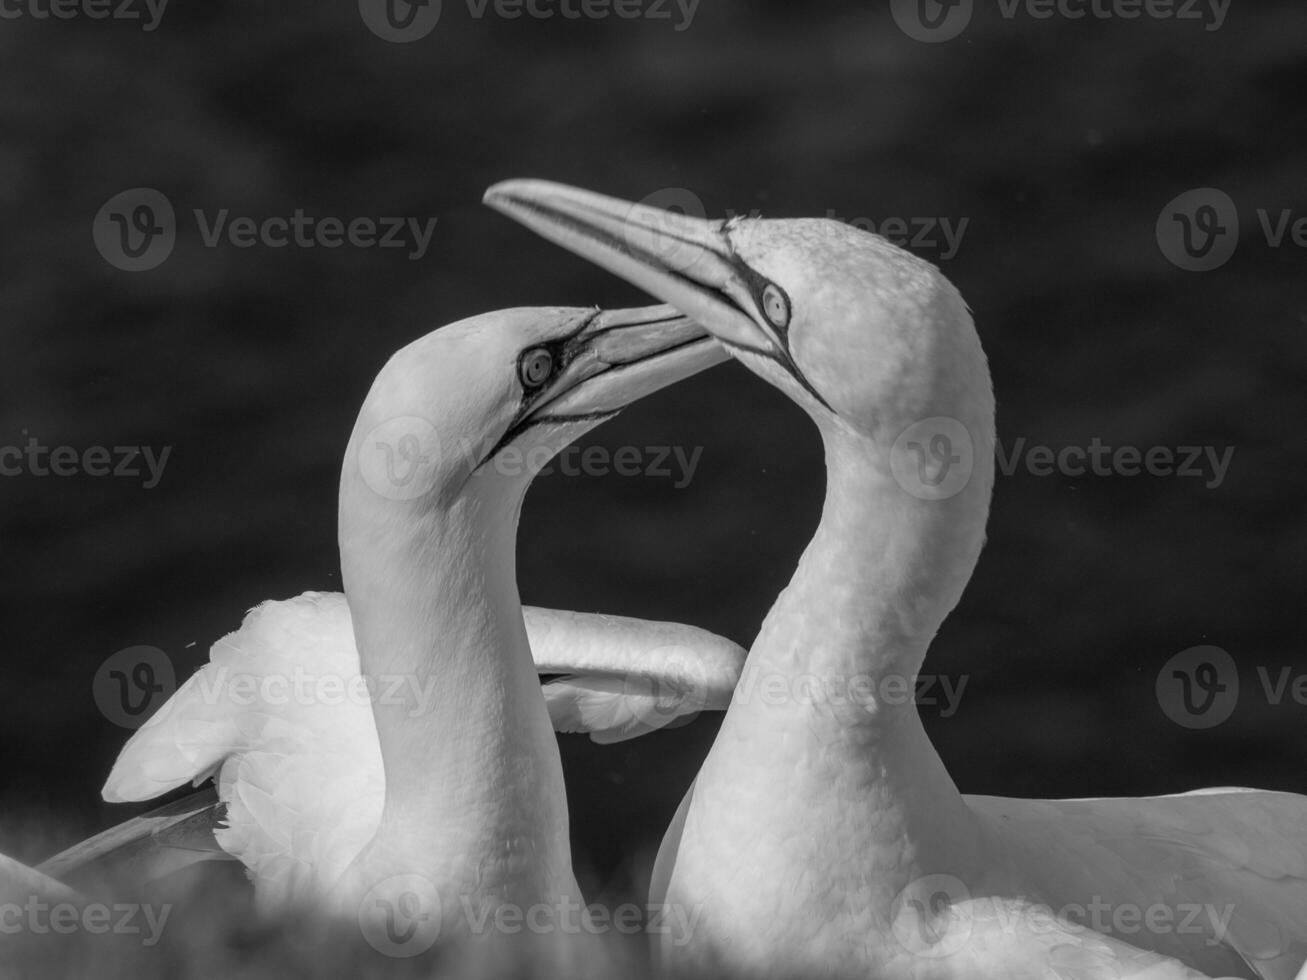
<box><xmin>481</xmin><ymin>183</ymin><xmax>512</xmax><ymax>212</ymax></box>
<box><xmin>483</xmin><ymin>178</ymin><xmax>561</xmax><ymax>211</ymax></box>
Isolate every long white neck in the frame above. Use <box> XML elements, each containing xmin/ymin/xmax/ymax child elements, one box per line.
<box><xmin>703</xmin><ymin>355</ymin><xmax>996</xmax><ymax>895</ymax></box>
<box><xmin>336</xmin><ymin>466</ymin><xmax>575</xmax><ymax>908</ymax></box>
<box><xmin>761</xmin><ymin>411</ymin><xmax>993</xmax><ymax>704</ymax></box>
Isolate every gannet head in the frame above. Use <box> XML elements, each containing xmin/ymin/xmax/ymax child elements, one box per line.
<box><xmin>343</xmin><ymin>303</ymin><xmax>726</xmax><ymax>515</ymax></box>
<box><xmin>482</xmin><ymin>181</ymin><xmax>992</xmax><ymax>450</ymax></box>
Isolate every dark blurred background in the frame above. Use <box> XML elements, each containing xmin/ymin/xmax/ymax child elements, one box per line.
<box><xmin>2</xmin><ymin>0</ymin><xmax>1306</xmax><ymax>911</ymax></box>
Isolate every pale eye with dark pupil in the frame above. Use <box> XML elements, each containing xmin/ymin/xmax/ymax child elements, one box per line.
<box><xmin>519</xmin><ymin>348</ymin><xmax>554</xmax><ymax>388</ymax></box>
<box><xmin>761</xmin><ymin>283</ymin><xmax>790</xmax><ymax>328</ymax></box>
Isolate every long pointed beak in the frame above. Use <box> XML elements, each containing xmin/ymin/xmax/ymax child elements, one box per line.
<box><xmin>483</xmin><ymin>180</ymin><xmax>775</xmax><ymax>353</ymax></box>
<box><xmin>532</xmin><ymin>303</ymin><xmax>728</xmax><ymax>422</ymax></box>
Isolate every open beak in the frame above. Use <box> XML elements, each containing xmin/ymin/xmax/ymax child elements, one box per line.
<box><xmin>482</xmin><ymin>180</ymin><xmax>780</xmax><ymax>355</ymax></box>
<box><xmin>495</xmin><ymin>303</ymin><xmax>728</xmax><ymax>456</ymax></box>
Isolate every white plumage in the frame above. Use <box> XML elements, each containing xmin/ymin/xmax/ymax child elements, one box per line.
<box><xmin>96</xmin><ymin>303</ymin><xmax>736</xmax><ymax>931</ymax></box>
<box><xmin>484</xmin><ymin>180</ymin><xmax>1307</xmax><ymax>980</ymax></box>
<box><xmin>103</xmin><ymin>592</ymin><xmax>743</xmax><ymax>906</ymax></box>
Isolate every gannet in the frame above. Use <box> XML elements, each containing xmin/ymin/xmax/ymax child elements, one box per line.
<box><xmin>85</xmin><ymin>304</ymin><xmax>736</xmax><ymax>942</ymax></box>
<box><xmin>483</xmin><ymin>179</ymin><xmax>1307</xmax><ymax>980</ymax></box>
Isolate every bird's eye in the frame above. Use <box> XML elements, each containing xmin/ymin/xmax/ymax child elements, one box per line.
<box><xmin>761</xmin><ymin>283</ymin><xmax>790</xmax><ymax>328</ymax></box>
<box><xmin>518</xmin><ymin>348</ymin><xmax>554</xmax><ymax>389</ymax></box>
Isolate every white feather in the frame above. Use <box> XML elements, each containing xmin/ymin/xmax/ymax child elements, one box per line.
<box><xmin>103</xmin><ymin>593</ymin><xmax>743</xmax><ymax>903</ymax></box>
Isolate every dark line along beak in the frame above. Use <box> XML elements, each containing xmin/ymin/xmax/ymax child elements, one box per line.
<box><xmin>482</xmin><ymin>179</ymin><xmax>831</xmax><ymax>411</ymax></box>
<box><xmin>485</xmin><ymin>303</ymin><xmax>728</xmax><ymax>464</ymax></box>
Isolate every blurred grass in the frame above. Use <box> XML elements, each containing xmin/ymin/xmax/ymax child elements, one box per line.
<box><xmin>2</xmin><ymin>1</ymin><xmax>1306</xmax><ymax>972</ymax></box>
<box><xmin>0</xmin><ymin>859</ymin><xmax>665</xmax><ymax>979</ymax></box>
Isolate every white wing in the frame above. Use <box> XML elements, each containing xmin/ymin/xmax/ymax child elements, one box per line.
<box><xmin>526</xmin><ymin>607</ymin><xmax>745</xmax><ymax>744</ymax></box>
<box><xmin>919</xmin><ymin>895</ymin><xmax>1226</xmax><ymax>979</ymax></box>
<box><xmin>102</xmin><ymin>592</ymin><xmax>379</xmax><ymax>906</ymax></box>
<box><xmin>101</xmin><ymin>592</ymin><xmax>743</xmax><ymax>902</ymax></box>
<box><xmin>971</xmin><ymin>788</ymin><xmax>1307</xmax><ymax>979</ymax></box>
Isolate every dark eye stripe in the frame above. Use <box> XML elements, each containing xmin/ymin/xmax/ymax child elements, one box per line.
<box><xmin>723</xmin><ymin>251</ymin><xmax>792</xmax><ymax>335</ymax></box>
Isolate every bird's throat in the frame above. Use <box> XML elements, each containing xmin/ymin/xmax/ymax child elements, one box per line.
<box><xmin>745</xmin><ymin>422</ymin><xmax>990</xmax><ymax>717</ymax></box>
<box><xmin>690</xmin><ymin>419</ymin><xmax>994</xmax><ymax>897</ymax></box>
<box><xmin>338</xmin><ymin>487</ymin><xmax>574</xmax><ymax>904</ymax></box>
